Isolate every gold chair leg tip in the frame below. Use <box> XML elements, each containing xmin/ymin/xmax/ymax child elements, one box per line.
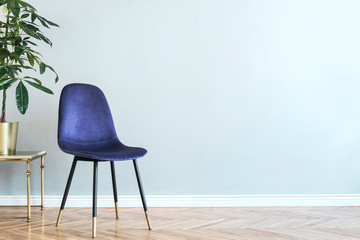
<box><xmin>56</xmin><ymin>210</ymin><xmax>63</xmax><ymax>226</ymax></box>
<box><xmin>145</xmin><ymin>211</ymin><xmax>151</xmax><ymax>230</ymax></box>
<box><xmin>92</xmin><ymin>217</ymin><xmax>96</xmax><ymax>238</ymax></box>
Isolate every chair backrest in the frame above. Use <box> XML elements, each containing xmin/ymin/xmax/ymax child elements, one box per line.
<box><xmin>58</xmin><ymin>83</ymin><xmax>118</xmax><ymax>148</ymax></box>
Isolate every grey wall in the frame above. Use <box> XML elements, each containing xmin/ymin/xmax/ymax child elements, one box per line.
<box><xmin>1</xmin><ymin>0</ymin><xmax>360</xmax><ymax>196</ymax></box>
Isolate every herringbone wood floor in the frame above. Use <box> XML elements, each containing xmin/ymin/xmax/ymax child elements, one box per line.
<box><xmin>0</xmin><ymin>207</ymin><xmax>360</xmax><ymax>239</ymax></box>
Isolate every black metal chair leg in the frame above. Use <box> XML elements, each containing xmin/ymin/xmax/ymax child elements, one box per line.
<box><xmin>92</xmin><ymin>160</ymin><xmax>98</xmax><ymax>238</ymax></box>
<box><xmin>56</xmin><ymin>157</ymin><xmax>78</xmax><ymax>226</ymax></box>
<box><xmin>133</xmin><ymin>159</ymin><xmax>152</xmax><ymax>230</ymax></box>
<box><xmin>110</xmin><ymin>161</ymin><xmax>119</xmax><ymax>219</ymax></box>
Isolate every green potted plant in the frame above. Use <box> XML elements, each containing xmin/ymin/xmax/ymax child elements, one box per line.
<box><xmin>0</xmin><ymin>0</ymin><xmax>59</xmax><ymax>154</ymax></box>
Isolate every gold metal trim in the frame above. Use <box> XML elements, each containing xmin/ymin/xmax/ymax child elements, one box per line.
<box><xmin>0</xmin><ymin>205</ymin><xmax>42</xmax><ymax>207</ymax></box>
<box><xmin>115</xmin><ymin>202</ymin><xmax>119</xmax><ymax>219</ymax></box>
<box><xmin>0</xmin><ymin>151</ymin><xmax>46</xmax><ymax>161</ymax></box>
<box><xmin>0</xmin><ymin>216</ymin><xmax>28</xmax><ymax>219</ymax></box>
<box><xmin>0</xmin><ymin>159</ymin><xmax>29</xmax><ymax>162</ymax></box>
<box><xmin>145</xmin><ymin>211</ymin><xmax>152</xmax><ymax>230</ymax></box>
<box><xmin>92</xmin><ymin>217</ymin><xmax>96</xmax><ymax>238</ymax></box>
<box><xmin>56</xmin><ymin>209</ymin><xmax>63</xmax><ymax>226</ymax></box>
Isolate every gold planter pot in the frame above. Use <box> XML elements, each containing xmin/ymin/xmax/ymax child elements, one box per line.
<box><xmin>0</xmin><ymin>122</ymin><xmax>19</xmax><ymax>155</ymax></box>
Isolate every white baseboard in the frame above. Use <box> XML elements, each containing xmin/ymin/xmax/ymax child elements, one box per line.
<box><xmin>1</xmin><ymin>194</ymin><xmax>360</xmax><ymax>207</ymax></box>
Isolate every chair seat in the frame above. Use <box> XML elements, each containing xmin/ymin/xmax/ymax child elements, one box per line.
<box><xmin>59</xmin><ymin>139</ymin><xmax>147</xmax><ymax>161</ymax></box>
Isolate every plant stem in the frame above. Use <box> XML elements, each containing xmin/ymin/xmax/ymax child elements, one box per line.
<box><xmin>0</xmin><ymin>89</ymin><xmax>5</xmax><ymax>122</ymax></box>
<box><xmin>0</xmin><ymin>8</ymin><xmax>11</xmax><ymax>123</ymax></box>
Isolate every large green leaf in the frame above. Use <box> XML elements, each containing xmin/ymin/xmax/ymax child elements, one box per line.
<box><xmin>37</xmin><ymin>32</ymin><xmax>52</xmax><ymax>46</ymax></box>
<box><xmin>6</xmin><ymin>66</ymin><xmax>18</xmax><ymax>77</ymax></box>
<box><xmin>25</xmin><ymin>40</ymin><xmax>38</xmax><ymax>46</ymax></box>
<box><xmin>21</xmin><ymin>13</ymin><xmax>29</xmax><ymax>19</ymax></box>
<box><xmin>24</xmin><ymin>80</ymin><xmax>53</xmax><ymax>94</ymax></box>
<box><xmin>14</xmin><ymin>46</ymin><xmax>23</xmax><ymax>56</ymax></box>
<box><xmin>0</xmin><ymin>75</ymin><xmax>10</xmax><ymax>84</ymax></box>
<box><xmin>39</xmin><ymin>62</ymin><xmax>45</xmax><ymax>74</ymax></box>
<box><xmin>19</xmin><ymin>1</ymin><xmax>35</xmax><ymax>10</ymax></box>
<box><xmin>8</xmin><ymin>0</ymin><xmax>20</xmax><ymax>18</ymax></box>
<box><xmin>8</xmin><ymin>0</ymin><xmax>15</xmax><ymax>9</ymax></box>
<box><xmin>26</xmin><ymin>52</ymin><xmax>34</xmax><ymax>66</ymax></box>
<box><xmin>16</xmin><ymin>81</ymin><xmax>28</xmax><ymax>114</ymax></box>
<box><xmin>39</xmin><ymin>19</ymin><xmax>49</xmax><ymax>29</ymax></box>
<box><xmin>23</xmin><ymin>23</ymin><xmax>40</xmax><ymax>32</ymax></box>
<box><xmin>0</xmin><ymin>78</ymin><xmax>17</xmax><ymax>90</ymax></box>
<box><xmin>19</xmin><ymin>1</ymin><xmax>36</xmax><ymax>11</ymax></box>
<box><xmin>0</xmin><ymin>67</ymin><xmax>7</xmax><ymax>76</ymax></box>
<box><xmin>14</xmin><ymin>37</ymin><xmax>22</xmax><ymax>45</ymax></box>
<box><xmin>37</xmin><ymin>16</ymin><xmax>59</xmax><ymax>27</ymax></box>
<box><xmin>23</xmin><ymin>76</ymin><xmax>41</xmax><ymax>84</ymax></box>
<box><xmin>0</xmin><ymin>48</ymin><xmax>11</xmax><ymax>59</ymax></box>
<box><xmin>22</xmin><ymin>28</ymin><xmax>40</xmax><ymax>40</ymax></box>
<box><xmin>45</xmin><ymin>64</ymin><xmax>59</xmax><ymax>82</ymax></box>
<box><xmin>31</xmin><ymin>12</ymin><xmax>36</xmax><ymax>23</ymax></box>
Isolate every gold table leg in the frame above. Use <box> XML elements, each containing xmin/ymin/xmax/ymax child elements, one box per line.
<box><xmin>40</xmin><ymin>156</ymin><xmax>44</xmax><ymax>210</ymax></box>
<box><xmin>26</xmin><ymin>161</ymin><xmax>31</xmax><ymax>222</ymax></box>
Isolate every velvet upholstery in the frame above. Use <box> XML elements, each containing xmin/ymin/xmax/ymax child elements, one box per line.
<box><xmin>58</xmin><ymin>83</ymin><xmax>147</xmax><ymax>161</ymax></box>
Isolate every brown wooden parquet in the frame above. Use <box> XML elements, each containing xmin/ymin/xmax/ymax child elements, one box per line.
<box><xmin>1</xmin><ymin>207</ymin><xmax>360</xmax><ymax>239</ymax></box>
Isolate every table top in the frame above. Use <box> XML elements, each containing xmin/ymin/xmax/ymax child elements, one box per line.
<box><xmin>0</xmin><ymin>151</ymin><xmax>46</xmax><ymax>161</ymax></box>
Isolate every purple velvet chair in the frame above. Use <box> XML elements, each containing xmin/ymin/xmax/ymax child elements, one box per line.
<box><xmin>55</xmin><ymin>83</ymin><xmax>151</xmax><ymax>238</ymax></box>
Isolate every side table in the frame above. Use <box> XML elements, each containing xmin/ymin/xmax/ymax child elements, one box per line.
<box><xmin>0</xmin><ymin>151</ymin><xmax>46</xmax><ymax>221</ymax></box>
